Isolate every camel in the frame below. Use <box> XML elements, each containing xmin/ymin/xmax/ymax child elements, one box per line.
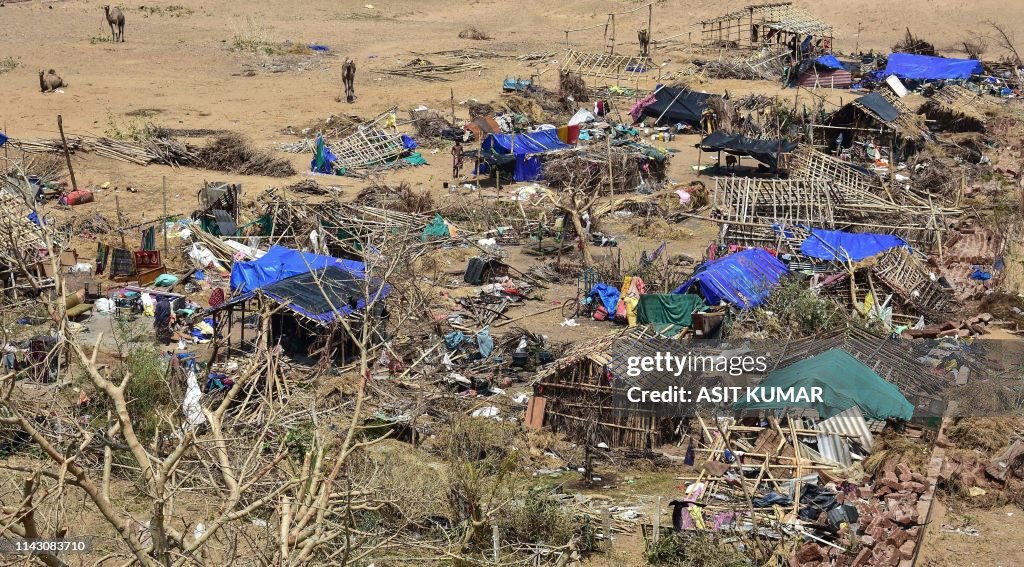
<box><xmin>39</xmin><ymin>69</ymin><xmax>67</xmax><ymax>93</ymax></box>
<box><xmin>104</xmin><ymin>5</ymin><xmax>125</xmax><ymax>43</ymax></box>
<box><xmin>342</xmin><ymin>58</ymin><xmax>356</xmax><ymax>103</ymax></box>
<box><xmin>638</xmin><ymin>28</ymin><xmax>650</xmax><ymax>57</ymax></box>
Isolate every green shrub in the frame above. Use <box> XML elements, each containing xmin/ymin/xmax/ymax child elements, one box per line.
<box><xmin>0</xmin><ymin>56</ymin><xmax>19</xmax><ymax>75</ymax></box>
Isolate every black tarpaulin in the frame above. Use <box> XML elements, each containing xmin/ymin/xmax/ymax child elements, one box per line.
<box><xmin>856</xmin><ymin>92</ymin><xmax>901</xmax><ymax>123</ymax></box>
<box><xmin>258</xmin><ymin>266</ymin><xmax>389</xmax><ymax>324</ymax></box>
<box><xmin>641</xmin><ymin>87</ymin><xmax>714</xmax><ymax>126</ymax></box>
<box><xmin>699</xmin><ymin>132</ymin><xmax>797</xmax><ymax>167</ymax></box>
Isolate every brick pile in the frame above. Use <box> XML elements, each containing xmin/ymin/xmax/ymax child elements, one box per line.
<box><xmin>788</xmin><ymin>463</ymin><xmax>927</xmax><ymax>567</ymax></box>
<box><xmin>901</xmin><ymin>313</ymin><xmax>993</xmax><ymax>339</ymax></box>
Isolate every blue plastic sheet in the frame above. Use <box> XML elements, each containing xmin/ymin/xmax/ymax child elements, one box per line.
<box><xmin>672</xmin><ymin>249</ymin><xmax>787</xmax><ymax>309</ymax></box>
<box><xmin>882</xmin><ymin>53</ymin><xmax>982</xmax><ymax>81</ymax></box>
<box><xmin>445</xmin><ymin>331</ymin><xmax>465</xmax><ymax>350</ymax></box>
<box><xmin>0</xmin><ymin>132</ymin><xmax>7</xmax><ymax>147</ymax></box>
<box><xmin>229</xmin><ymin>246</ymin><xmax>366</xmax><ymax>293</ymax></box>
<box><xmin>800</xmin><ymin>229</ymin><xmax>908</xmax><ymax>262</ymax></box>
<box><xmin>477</xmin><ymin>327</ymin><xmax>494</xmax><ymax>357</ymax></box>
<box><xmin>481</xmin><ymin>130</ymin><xmax>569</xmax><ymax>181</ymax></box>
<box><xmin>588</xmin><ymin>283</ymin><xmax>620</xmax><ymax>314</ymax></box>
<box><xmin>970</xmin><ymin>267</ymin><xmax>992</xmax><ymax>280</ymax></box>
<box><xmin>815</xmin><ymin>54</ymin><xmax>845</xmax><ymax>70</ymax></box>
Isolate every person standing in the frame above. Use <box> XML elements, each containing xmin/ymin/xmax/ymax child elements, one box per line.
<box><xmin>154</xmin><ymin>298</ymin><xmax>176</xmax><ymax>345</ymax></box>
<box><xmin>342</xmin><ymin>58</ymin><xmax>357</xmax><ymax>103</ymax></box>
<box><xmin>451</xmin><ymin>140</ymin><xmax>464</xmax><ymax>179</ymax></box>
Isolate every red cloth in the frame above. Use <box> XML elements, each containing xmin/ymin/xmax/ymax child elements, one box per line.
<box><xmin>567</xmin><ymin>124</ymin><xmax>580</xmax><ymax>144</ymax></box>
<box><xmin>209</xmin><ymin>287</ymin><xmax>225</xmax><ymax>308</ymax></box>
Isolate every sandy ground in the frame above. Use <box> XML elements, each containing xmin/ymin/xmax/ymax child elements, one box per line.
<box><xmin>4</xmin><ymin>0</ymin><xmax>1024</xmax><ymax>563</ymax></box>
<box><xmin>3</xmin><ymin>0</ymin><xmax>1022</xmax><ymax>227</ymax></box>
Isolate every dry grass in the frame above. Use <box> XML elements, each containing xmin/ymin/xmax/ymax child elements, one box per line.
<box><xmin>458</xmin><ymin>27</ymin><xmax>492</xmax><ymax>40</ymax></box>
<box><xmin>231</xmin><ymin>17</ymin><xmax>276</xmax><ymax>54</ymax></box>
<box><xmin>0</xmin><ymin>56</ymin><xmax>19</xmax><ymax>75</ymax></box>
<box><xmin>353</xmin><ymin>439</ymin><xmax>451</xmax><ymax>524</ymax></box>
<box><xmin>196</xmin><ymin>133</ymin><xmax>295</xmax><ymax>177</ymax></box>
<box><xmin>355</xmin><ymin>181</ymin><xmax>434</xmax><ymax>213</ymax></box>
<box><xmin>558</xmin><ymin>70</ymin><xmax>589</xmax><ymax>103</ymax></box>
<box><xmin>946</xmin><ymin>417</ymin><xmax>1024</xmax><ymax>454</ymax></box>
<box><xmin>409</xmin><ymin>109</ymin><xmax>453</xmax><ymax>139</ymax></box>
<box><xmin>863</xmin><ymin>429</ymin><xmax>932</xmax><ymax>476</ymax></box>
<box><xmin>630</xmin><ymin>218</ymin><xmax>693</xmax><ymax>239</ymax></box>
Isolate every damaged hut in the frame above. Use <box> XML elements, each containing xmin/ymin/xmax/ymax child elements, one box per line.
<box><xmin>212</xmin><ymin>246</ymin><xmax>390</xmax><ymax>360</ymax></box>
<box><xmin>691</xmin><ymin>2</ymin><xmax>833</xmax><ymax>62</ymax></box>
<box><xmin>814</xmin><ymin>90</ymin><xmax>930</xmax><ymax>163</ymax></box>
<box><xmin>918</xmin><ymin>84</ymin><xmax>1002</xmax><ymax>133</ymax></box>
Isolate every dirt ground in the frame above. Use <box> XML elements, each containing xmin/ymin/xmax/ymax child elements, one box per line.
<box><xmin>4</xmin><ymin>0</ymin><xmax>1024</xmax><ymax>564</ymax></box>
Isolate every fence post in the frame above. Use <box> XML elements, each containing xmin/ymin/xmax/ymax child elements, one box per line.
<box><xmin>492</xmin><ymin>524</ymin><xmax>500</xmax><ymax>563</ymax></box>
<box><xmin>603</xmin><ymin>505</ymin><xmax>612</xmax><ymax>546</ymax></box>
<box><xmin>653</xmin><ymin>496</ymin><xmax>662</xmax><ymax>544</ymax></box>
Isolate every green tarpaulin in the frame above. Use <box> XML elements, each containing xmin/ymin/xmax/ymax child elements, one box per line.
<box><xmin>421</xmin><ymin>213</ymin><xmax>452</xmax><ymax>241</ymax></box>
<box><xmin>734</xmin><ymin>348</ymin><xmax>914</xmax><ymax>420</ymax></box>
<box><xmin>636</xmin><ymin>294</ymin><xmax>705</xmax><ymax>327</ymax></box>
<box><xmin>402</xmin><ymin>152</ymin><xmax>428</xmax><ymax>166</ymax></box>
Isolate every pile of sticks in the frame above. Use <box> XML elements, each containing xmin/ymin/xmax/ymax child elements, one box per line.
<box><xmin>381</xmin><ymin>61</ymin><xmax>485</xmax><ymax>82</ymax></box>
<box><xmin>10</xmin><ymin>135</ymin><xmax>198</xmax><ymax>167</ymax></box>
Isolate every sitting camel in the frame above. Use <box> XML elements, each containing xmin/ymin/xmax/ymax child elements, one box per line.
<box><xmin>39</xmin><ymin>69</ymin><xmax>68</xmax><ymax>93</ymax></box>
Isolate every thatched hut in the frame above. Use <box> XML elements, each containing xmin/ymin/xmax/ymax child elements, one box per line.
<box><xmin>918</xmin><ymin>85</ymin><xmax>1001</xmax><ymax>133</ymax></box>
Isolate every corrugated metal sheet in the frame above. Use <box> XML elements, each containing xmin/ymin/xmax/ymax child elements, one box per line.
<box><xmin>815</xmin><ymin>405</ymin><xmax>874</xmax><ymax>452</ymax></box>
<box><xmin>815</xmin><ymin>431</ymin><xmax>852</xmax><ymax>467</ymax></box>
<box><xmin>797</xmin><ymin>69</ymin><xmax>852</xmax><ymax>89</ymax></box>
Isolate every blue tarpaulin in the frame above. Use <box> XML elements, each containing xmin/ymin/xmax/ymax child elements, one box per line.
<box><xmin>230</xmin><ymin>245</ymin><xmax>365</xmax><ymax>293</ymax></box>
<box><xmin>588</xmin><ymin>283</ymin><xmax>620</xmax><ymax>315</ymax></box>
<box><xmin>882</xmin><ymin>53</ymin><xmax>982</xmax><ymax>81</ymax></box>
<box><xmin>800</xmin><ymin>228</ymin><xmax>908</xmax><ymax>262</ymax></box>
<box><xmin>672</xmin><ymin>248</ymin><xmax>788</xmax><ymax>309</ymax></box>
<box><xmin>815</xmin><ymin>54</ymin><xmax>845</xmax><ymax>70</ymax></box>
<box><xmin>0</xmin><ymin>132</ymin><xmax>7</xmax><ymax>147</ymax></box>
<box><xmin>481</xmin><ymin>130</ymin><xmax>570</xmax><ymax>181</ymax></box>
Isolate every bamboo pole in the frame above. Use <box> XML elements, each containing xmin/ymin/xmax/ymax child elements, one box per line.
<box><xmin>56</xmin><ymin>115</ymin><xmax>78</xmax><ymax>192</ymax></box>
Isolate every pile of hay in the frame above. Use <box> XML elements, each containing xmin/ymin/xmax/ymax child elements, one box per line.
<box><xmin>558</xmin><ymin>70</ymin><xmax>589</xmax><ymax>103</ymax></box>
<box><xmin>195</xmin><ymin>133</ymin><xmax>295</xmax><ymax>177</ymax></box>
<box><xmin>458</xmin><ymin>27</ymin><xmax>492</xmax><ymax>40</ymax></box>
<box><xmin>355</xmin><ymin>181</ymin><xmax>433</xmax><ymax>213</ymax></box>
<box><xmin>500</xmin><ymin>95</ymin><xmax>547</xmax><ymax>124</ymax></box>
<box><xmin>863</xmin><ymin>429</ymin><xmax>932</xmax><ymax>476</ymax></box>
<box><xmin>300</xmin><ymin>113</ymin><xmax>362</xmax><ymax>137</ymax></box>
<box><xmin>467</xmin><ymin>101</ymin><xmax>495</xmax><ymax>119</ymax></box>
<box><xmin>410</xmin><ymin>108</ymin><xmax>453</xmax><ymax>139</ymax></box>
<box><xmin>946</xmin><ymin>417</ymin><xmax>1024</xmax><ymax>454</ymax></box>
